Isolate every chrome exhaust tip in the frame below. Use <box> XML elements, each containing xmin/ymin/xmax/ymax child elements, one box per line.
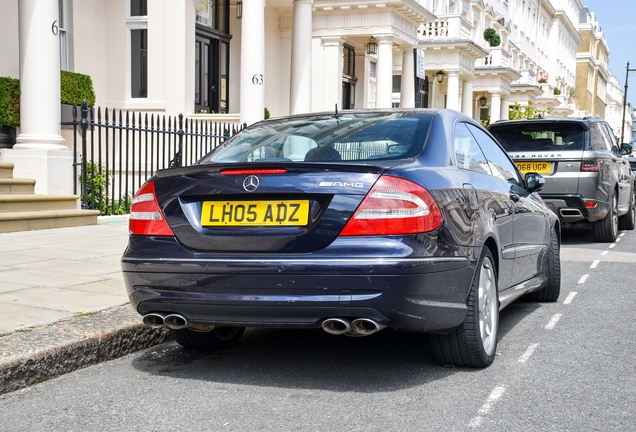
<box><xmin>351</xmin><ymin>318</ymin><xmax>387</xmax><ymax>336</ymax></box>
<box><xmin>164</xmin><ymin>314</ymin><xmax>189</xmax><ymax>330</ymax></box>
<box><xmin>321</xmin><ymin>318</ymin><xmax>352</xmax><ymax>335</ymax></box>
<box><xmin>142</xmin><ymin>313</ymin><xmax>166</xmax><ymax>329</ymax></box>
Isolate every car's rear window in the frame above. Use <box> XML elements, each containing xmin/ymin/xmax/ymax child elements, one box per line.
<box><xmin>489</xmin><ymin>123</ymin><xmax>586</xmax><ymax>152</ymax></box>
<box><xmin>200</xmin><ymin>112</ymin><xmax>434</xmax><ymax>164</ymax></box>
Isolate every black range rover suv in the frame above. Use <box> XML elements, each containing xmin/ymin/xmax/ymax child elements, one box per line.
<box><xmin>489</xmin><ymin>117</ymin><xmax>635</xmax><ymax>242</ymax></box>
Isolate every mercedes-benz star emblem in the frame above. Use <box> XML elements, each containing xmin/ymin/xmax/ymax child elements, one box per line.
<box><xmin>243</xmin><ymin>175</ymin><xmax>260</xmax><ymax>192</ymax></box>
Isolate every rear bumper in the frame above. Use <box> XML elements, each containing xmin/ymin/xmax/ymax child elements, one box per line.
<box><xmin>122</xmin><ymin>238</ymin><xmax>476</xmax><ymax>333</ymax></box>
<box><xmin>540</xmin><ymin>194</ymin><xmax>609</xmax><ymax>223</ymax></box>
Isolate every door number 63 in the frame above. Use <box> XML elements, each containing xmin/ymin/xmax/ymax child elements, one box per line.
<box><xmin>252</xmin><ymin>74</ymin><xmax>264</xmax><ymax>85</ymax></box>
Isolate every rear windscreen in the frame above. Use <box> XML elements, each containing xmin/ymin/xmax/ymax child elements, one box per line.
<box><xmin>199</xmin><ymin>112</ymin><xmax>434</xmax><ymax>164</ymax></box>
<box><xmin>489</xmin><ymin>123</ymin><xmax>586</xmax><ymax>152</ymax></box>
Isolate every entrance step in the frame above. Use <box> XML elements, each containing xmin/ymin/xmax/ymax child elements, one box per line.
<box><xmin>0</xmin><ymin>162</ymin><xmax>100</xmax><ymax>232</ymax></box>
<box><xmin>0</xmin><ymin>209</ymin><xmax>100</xmax><ymax>233</ymax></box>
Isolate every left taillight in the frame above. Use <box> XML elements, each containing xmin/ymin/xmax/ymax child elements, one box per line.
<box><xmin>339</xmin><ymin>175</ymin><xmax>442</xmax><ymax>236</ymax></box>
<box><xmin>129</xmin><ymin>181</ymin><xmax>174</xmax><ymax>236</ymax></box>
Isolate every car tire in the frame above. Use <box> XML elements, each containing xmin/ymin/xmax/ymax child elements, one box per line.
<box><xmin>618</xmin><ymin>186</ymin><xmax>636</xmax><ymax>230</ymax></box>
<box><xmin>592</xmin><ymin>191</ymin><xmax>618</xmax><ymax>242</ymax></box>
<box><xmin>528</xmin><ymin>227</ymin><xmax>561</xmax><ymax>302</ymax></box>
<box><xmin>171</xmin><ymin>326</ymin><xmax>245</xmax><ymax>351</ymax></box>
<box><xmin>430</xmin><ymin>248</ymin><xmax>498</xmax><ymax>368</ymax></box>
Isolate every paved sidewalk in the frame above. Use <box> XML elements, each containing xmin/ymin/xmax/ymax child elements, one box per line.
<box><xmin>0</xmin><ymin>220</ymin><xmax>170</xmax><ymax>395</ymax></box>
<box><xmin>0</xmin><ymin>221</ymin><xmax>130</xmax><ymax>334</ymax></box>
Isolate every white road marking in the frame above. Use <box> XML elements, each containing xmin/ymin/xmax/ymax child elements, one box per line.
<box><xmin>616</xmin><ymin>238</ymin><xmax>622</xmax><ymax>242</ymax></box>
<box><xmin>518</xmin><ymin>343</ymin><xmax>539</xmax><ymax>363</ymax></box>
<box><xmin>563</xmin><ymin>292</ymin><xmax>578</xmax><ymax>305</ymax></box>
<box><xmin>468</xmin><ymin>386</ymin><xmax>507</xmax><ymax>428</ymax></box>
<box><xmin>609</xmin><ymin>244</ymin><xmax>616</xmax><ymax>248</ymax></box>
<box><xmin>590</xmin><ymin>260</ymin><xmax>600</xmax><ymax>269</ymax></box>
<box><xmin>578</xmin><ymin>274</ymin><xmax>589</xmax><ymax>284</ymax></box>
<box><xmin>620</xmin><ymin>233</ymin><xmax>625</xmax><ymax>237</ymax></box>
<box><xmin>601</xmin><ymin>251</ymin><xmax>609</xmax><ymax>256</ymax></box>
<box><xmin>545</xmin><ymin>313</ymin><xmax>563</xmax><ymax>330</ymax></box>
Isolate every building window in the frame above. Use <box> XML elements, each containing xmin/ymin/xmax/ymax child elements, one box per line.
<box><xmin>58</xmin><ymin>0</ymin><xmax>68</xmax><ymax>71</ymax></box>
<box><xmin>392</xmin><ymin>75</ymin><xmax>402</xmax><ymax>93</ymax></box>
<box><xmin>342</xmin><ymin>45</ymin><xmax>357</xmax><ymax>109</ymax></box>
<box><xmin>128</xmin><ymin>0</ymin><xmax>148</xmax><ymax>98</ymax></box>
<box><xmin>195</xmin><ymin>0</ymin><xmax>231</xmax><ymax>113</ymax></box>
<box><xmin>196</xmin><ymin>0</ymin><xmax>229</xmax><ymax>34</ymax></box>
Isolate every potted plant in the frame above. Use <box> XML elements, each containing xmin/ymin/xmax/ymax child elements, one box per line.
<box><xmin>538</xmin><ymin>78</ymin><xmax>548</xmax><ymax>84</ymax></box>
<box><xmin>483</xmin><ymin>28</ymin><xmax>501</xmax><ymax>47</ymax></box>
<box><xmin>60</xmin><ymin>70</ymin><xmax>96</xmax><ymax>126</ymax></box>
<box><xmin>0</xmin><ymin>77</ymin><xmax>20</xmax><ymax>149</ymax></box>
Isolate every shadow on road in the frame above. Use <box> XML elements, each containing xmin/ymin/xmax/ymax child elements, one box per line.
<box><xmin>131</xmin><ymin>296</ymin><xmax>543</xmax><ymax>393</ymax></box>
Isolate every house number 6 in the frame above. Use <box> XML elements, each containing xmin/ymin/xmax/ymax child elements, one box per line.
<box><xmin>52</xmin><ymin>20</ymin><xmax>59</xmax><ymax>35</ymax></box>
<box><xmin>252</xmin><ymin>74</ymin><xmax>264</xmax><ymax>85</ymax></box>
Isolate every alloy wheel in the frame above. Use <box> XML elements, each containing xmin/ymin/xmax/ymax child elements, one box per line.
<box><xmin>478</xmin><ymin>256</ymin><xmax>498</xmax><ymax>356</ymax></box>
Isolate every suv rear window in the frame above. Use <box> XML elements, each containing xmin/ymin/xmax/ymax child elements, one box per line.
<box><xmin>489</xmin><ymin>123</ymin><xmax>586</xmax><ymax>152</ymax></box>
<box><xmin>200</xmin><ymin>112</ymin><xmax>434</xmax><ymax>164</ymax></box>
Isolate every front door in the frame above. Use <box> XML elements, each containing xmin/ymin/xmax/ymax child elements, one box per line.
<box><xmin>195</xmin><ymin>30</ymin><xmax>230</xmax><ymax>114</ymax></box>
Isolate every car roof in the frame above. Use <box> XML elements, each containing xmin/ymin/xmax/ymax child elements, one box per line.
<box><xmin>489</xmin><ymin>116</ymin><xmax>606</xmax><ymax>129</ymax></box>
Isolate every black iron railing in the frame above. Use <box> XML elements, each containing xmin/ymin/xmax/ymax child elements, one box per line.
<box><xmin>67</xmin><ymin>100</ymin><xmax>245</xmax><ymax>215</ymax></box>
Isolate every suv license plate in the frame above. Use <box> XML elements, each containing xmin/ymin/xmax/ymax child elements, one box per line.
<box><xmin>515</xmin><ymin>162</ymin><xmax>552</xmax><ymax>174</ymax></box>
<box><xmin>201</xmin><ymin>200</ymin><xmax>309</xmax><ymax>226</ymax></box>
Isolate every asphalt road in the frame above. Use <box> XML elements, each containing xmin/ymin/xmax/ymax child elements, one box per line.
<box><xmin>1</xmin><ymin>226</ymin><xmax>635</xmax><ymax>431</ymax></box>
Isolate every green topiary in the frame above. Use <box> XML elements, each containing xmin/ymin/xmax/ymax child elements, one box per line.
<box><xmin>0</xmin><ymin>77</ymin><xmax>20</xmax><ymax>128</ymax></box>
<box><xmin>553</xmin><ymin>87</ymin><xmax>561</xmax><ymax>95</ymax></box>
<box><xmin>483</xmin><ymin>28</ymin><xmax>501</xmax><ymax>47</ymax></box>
<box><xmin>60</xmin><ymin>70</ymin><xmax>96</xmax><ymax>106</ymax></box>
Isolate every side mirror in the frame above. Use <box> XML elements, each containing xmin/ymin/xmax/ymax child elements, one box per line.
<box><xmin>524</xmin><ymin>172</ymin><xmax>545</xmax><ymax>192</ymax></box>
<box><xmin>620</xmin><ymin>143</ymin><xmax>633</xmax><ymax>156</ymax></box>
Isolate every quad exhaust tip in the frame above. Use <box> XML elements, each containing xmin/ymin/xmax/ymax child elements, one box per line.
<box><xmin>164</xmin><ymin>314</ymin><xmax>189</xmax><ymax>330</ymax></box>
<box><xmin>321</xmin><ymin>318</ymin><xmax>352</xmax><ymax>335</ymax></box>
<box><xmin>142</xmin><ymin>313</ymin><xmax>166</xmax><ymax>329</ymax></box>
<box><xmin>351</xmin><ymin>318</ymin><xmax>387</xmax><ymax>335</ymax></box>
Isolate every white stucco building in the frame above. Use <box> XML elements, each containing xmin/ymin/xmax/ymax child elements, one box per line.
<box><xmin>0</xmin><ymin>0</ymin><xmax>618</xmax><ymax>195</ymax></box>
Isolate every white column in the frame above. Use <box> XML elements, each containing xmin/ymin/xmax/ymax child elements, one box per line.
<box><xmin>15</xmin><ymin>0</ymin><xmax>65</xmax><ymax>150</ymax></box>
<box><xmin>501</xmin><ymin>96</ymin><xmax>511</xmax><ymax>121</ymax></box>
<box><xmin>376</xmin><ymin>37</ymin><xmax>393</xmax><ymax>108</ymax></box>
<box><xmin>322</xmin><ymin>36</ymin><xmax>342</xmax><ymax>111</ymax></box>
<box><xmin>446</xmin><ymin>71</ymin><xmax>460</xmax><ymax>111</ymax></box>
<box><xmin>240</xmin><ymin>0</ymin><xmax>266</xmax><ymax>126</ymax></box>
<box><xmin>400</xmin><ymin>48</ymin><xmax>415</xmax><ymax>108</ymax></box>
<box><xmin>491</xmin><ymin>92</ymin><xmax>502</xmax><ymax>121</ymax></box>
<box><xmin>1</xmin><ymin>0</ymin><xmax>73</xmax><ymax>195</ymax></box>
<box><xmin>461</xmin><ymin>77</ymin><xmax>475</xmax><ymax>117</ymax></box>
<box><xmin>289</xmin><ymin>0</ymin><xmax>313</xmax><ymax>115</ymax></box>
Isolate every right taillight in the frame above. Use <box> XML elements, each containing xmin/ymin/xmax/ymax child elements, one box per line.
<box><xmin>129</xmin><ymin>181</ymin><xmax>174</xmax><ymax>236</ymax></box>
<box><xmin>339</xmin><ymin>175</ymin><xmax>442</xmax><ymax>236</ymax></box>
<box><xmin>582</xmin><ymin>160</ymin><xmax>600</xmax><ymax>171</ymax></box>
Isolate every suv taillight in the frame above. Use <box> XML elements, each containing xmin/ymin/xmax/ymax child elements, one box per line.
<box><xmin>582</xmin><ymin>160</ymin><xmax>600</xmax><ymax>171</ymax></box>
<box><xmin>339</xmin><ymin>176</ymin><xmax>442</xmax><ymax>236</ymax></box>
<box><xmin>129</xmin><ymin>181</ymin><xmax>174</xmax><ymax>236</ymax></box>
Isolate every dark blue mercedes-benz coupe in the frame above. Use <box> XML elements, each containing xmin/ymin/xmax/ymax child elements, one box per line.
<box><xmin>122</xmin><ymin>109</ymin><xmax>561</xmax><ymax>368</ymax></box>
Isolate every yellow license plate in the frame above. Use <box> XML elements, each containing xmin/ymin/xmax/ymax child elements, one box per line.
<box><xmin>515</xmin><ymin>161</ymin><xmax>552</xmax><ymax>174</ymax></box>
<box><xmin>201</xmin><ymin>200</ymin><xmax>309</xmax><ymax>226</ymax></box>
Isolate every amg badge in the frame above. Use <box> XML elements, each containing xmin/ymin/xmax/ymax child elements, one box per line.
<box><xmin>319</xmin><ymin>182</ymin><xmax>364</xmax><ymax>188</ymax></box>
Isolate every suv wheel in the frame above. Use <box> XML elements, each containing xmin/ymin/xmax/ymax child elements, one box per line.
<box><xmin>528</xmin><ymin>227</ymin><xmax>561</xmax><ymax>302</ymax></box>
<box><xmin>618</xmin><ymin>186</ymin><xmax>636</xmax><ymax>230</ymax></box>
<box><xmin>592</xmin><ymin>191</ymin><xmax>618</xmax><ymax>242</ymax></box>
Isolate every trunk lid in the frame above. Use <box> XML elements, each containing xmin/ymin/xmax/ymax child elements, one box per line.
<box><xmin>153</xmin><ymin>163</ymin><xmax>387</xmax><ymax>252</ymax></box>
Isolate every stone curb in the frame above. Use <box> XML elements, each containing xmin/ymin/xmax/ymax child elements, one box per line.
<box><xmin>0</xmin><ymin>305</ymin><xmax>170</xmax><ymax>395</ymax></box>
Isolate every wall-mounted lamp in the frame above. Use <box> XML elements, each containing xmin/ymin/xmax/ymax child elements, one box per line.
<box><xmin>236</xmin><ymin>1</ymin><xmax>242</xmax><ymax>19</ymax></box>
<box><xmin>366</xmin><ymin>36</ymin><xmax>378</xmax><ymax>55</ymax></box>
<box><xmin>436</xmin><ymin>70</ymin><xmax>446</xmax><ymax>83</ymax></box>
<box><xmin>480</xmin><ymin>93</ymin><xmax>488</xmax><ymax>107</ymax></box>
